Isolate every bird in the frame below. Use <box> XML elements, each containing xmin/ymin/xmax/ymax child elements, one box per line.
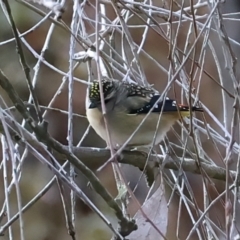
<box><xmin>86</xmin><ymin>78</ymin><xmax>203</xmax><ymax>149</ymax></box>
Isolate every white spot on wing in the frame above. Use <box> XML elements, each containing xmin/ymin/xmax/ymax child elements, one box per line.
<box><xmin>154</xmin><ymin>103</ymin><xmax>159</xmax><ymax>108</ymax></box>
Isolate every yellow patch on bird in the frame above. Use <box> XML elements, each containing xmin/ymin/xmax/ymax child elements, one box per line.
<box><xmin>179</xmin><ymin>111</ymin><xmax>190</xmax><ymax>117</ymax></box>
<box><xmin>89</xmin><ymin>79</ymin><xmax>114</xmax><ymax>100</ymax></box>
<box><xmin>90</xmin><ymin>82</ymin><xmax>100</xmax><ymax>98</ymax></box>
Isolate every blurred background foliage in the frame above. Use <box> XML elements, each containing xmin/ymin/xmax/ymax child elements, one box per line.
<box><xmin>1</xmin><ymin>1</ymin><xmax>240</xmax><ymax>239</ymax></box>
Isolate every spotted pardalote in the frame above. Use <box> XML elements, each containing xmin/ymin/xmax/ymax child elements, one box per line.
<box><xmin>86</xmin><ymin>78</ymin><xmax>203</xmax><ymax>148</ymax></box>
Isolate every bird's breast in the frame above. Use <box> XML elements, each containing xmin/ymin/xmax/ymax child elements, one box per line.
<box><xmin>86</xmin><ymin>108</ymin><xmax>107</xmax><ymax>140</ymax></box>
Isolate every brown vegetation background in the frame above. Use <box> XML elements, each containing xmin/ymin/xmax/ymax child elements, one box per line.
<box><xmin>1</xmin><ymin>1</ymin><xmax>240</xmax><ymax>239</ymax></box>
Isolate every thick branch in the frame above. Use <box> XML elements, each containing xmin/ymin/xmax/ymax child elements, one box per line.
<box><xmin>0</xmin><ymin>115</ymin><xmax>232</xmax><ymax>182</ymax></box>
<box><xmin>57</xmin><ymin>146</ymin><xmax>234</xmax><ymax>182</ymax></box>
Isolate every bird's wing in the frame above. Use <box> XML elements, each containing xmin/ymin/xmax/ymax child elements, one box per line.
<box><xmin>127</xmin><ymin>95</ymin><xmax>203</xmax><ymax>115</ymax></box>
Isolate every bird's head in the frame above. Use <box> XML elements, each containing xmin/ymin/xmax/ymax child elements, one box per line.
<box><xmin>88</xmin><ymin>78</ymin><xmax>123</xmax><ymax>109</ymax></box>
